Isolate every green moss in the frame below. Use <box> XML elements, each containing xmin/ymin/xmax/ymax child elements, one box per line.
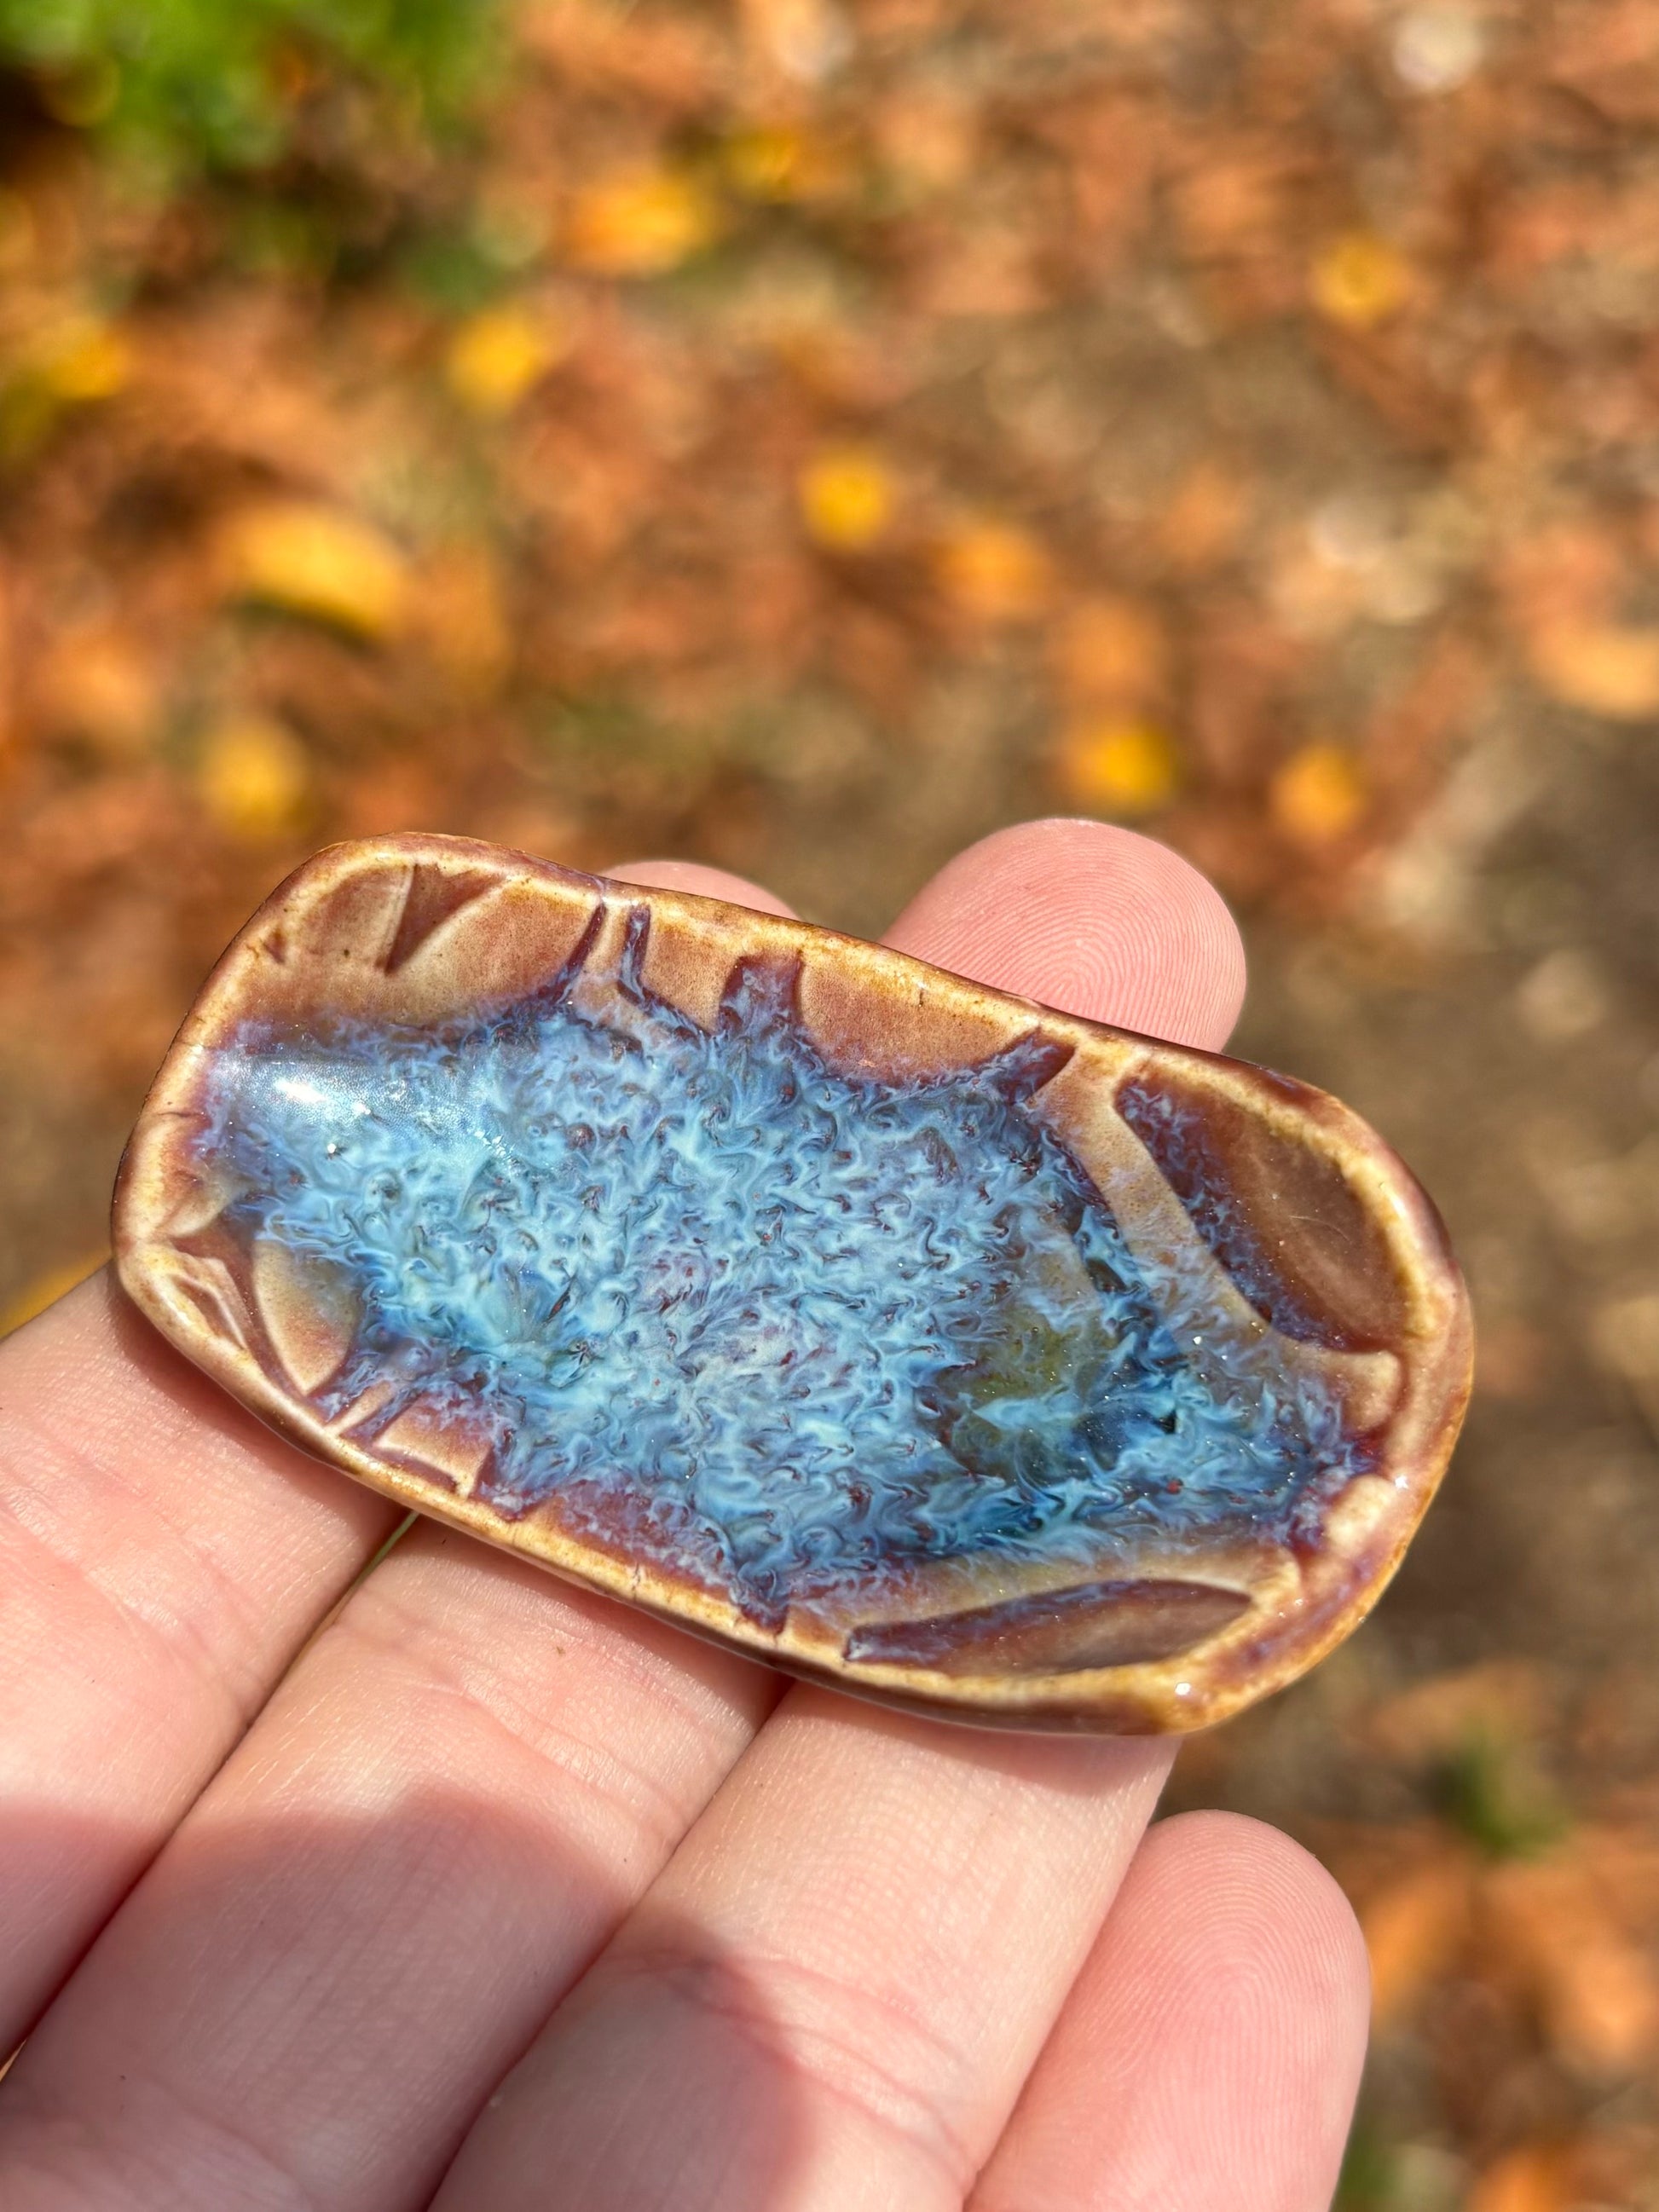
<box><xmin>1429</xmin><ymin>1729</ymin><xmax>1568</xmax><ymax>1863</ymax></box>
<box><xmin>0</xmin><ymin>0</ymin><xmax>504</xmax><ymax>175</ymax></box>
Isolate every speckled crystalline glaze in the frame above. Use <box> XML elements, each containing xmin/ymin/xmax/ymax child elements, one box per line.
<box><xmin>114</xmin><ymin>837</ymin><xmax>1471</xmax><ymax>1731</ymax></box>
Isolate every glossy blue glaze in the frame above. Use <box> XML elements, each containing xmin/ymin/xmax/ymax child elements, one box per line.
<box><xmin>196</xmin><ymin>928</ymin><xmax>1361</xmax><ymax>1613</ymax></box>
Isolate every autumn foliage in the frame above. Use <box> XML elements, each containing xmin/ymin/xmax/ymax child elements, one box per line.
<box><xmin>3</xmin><ymin>1</ymin><xmax>1659</xmax><ymax>2198</ymax></box>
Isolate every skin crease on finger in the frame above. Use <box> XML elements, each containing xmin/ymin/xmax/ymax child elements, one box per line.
<box><xmin>0</xmin><ymin>1276</ymin><xmax>399</xmax><ymax>2055</ymax></box>
<box><xmin>0</xmin><ymin>822</ymin><xmax>1362</xmax><ymax>2212</ymax></box>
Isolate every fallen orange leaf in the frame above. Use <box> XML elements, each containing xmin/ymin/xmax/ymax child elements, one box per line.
<box><xmin>217</xmin><ymin>504</ymin><xmax>411</xmax><ymax>640</ymax></box>
<box><xmin>1367</xmin><ymin>1662</ymin><xmax>1552</xmax><ymax>1764</ymax></box>
<box><xmin>1269</xmin><ymin>743</ymin><xmax>1368</xmax><ymax>846</ymax></box>
<box><xmin>1483</xmin><ymin>1856</ymin><xmax>1659</xmax><ymax>2073</ymax></box>
<box><xmin>1310</xmin><ymin>233</ymin><xmax>1413</xmax><ymax>326</ymax></box>
<box><xmin>446</xmin><ymin>302</ymin><xmax>570</xmax><ymax>415</ymax></box>
<box><xmin>1467</xmin><ymin>2144</ymin><xmax>1575</xmax><ymax>2212</ymax></box>
<box><xmin>419</xmin><ymin>543</ymin><xmax>514</xmax><ymax>696</ymax></box>
<box><xmin>1155</xmin><ymin>460</ymin><xmax>1251</xmax><ymax>572</ymax></box>
<box><xmin>36</xmin><ymin>624</ymin><xmax>159</xmax><ymax>756</ymax></box>
<box><xmin>1528</xmin><ymin>620</ymin><xmax>1659</xmax><ymax>719</ymax></box>
<box><xmin>564</xmin><ymin>169</ymin><xmax>721</xmax><ymax>276</ymax></box>
<box><xmin>722</xmin><ymin>124</ymin><xmax>851</xmax><ymax>203</ymax></box>
<box><xmin>935</xmin><ymin>521</ymin><xmax>1052</xmax><ymax>621</ymax></box>
<box><xmin>196</xmin><ymin>714</ymin><xmax>311</xmax><ymax>841</ymax></box>
<box><xmin>1361</xmin><ymin>1851</ymin><xmax>1473</xmax><ymax>2024</ymax></box>
<box><xmin>1173</xmin><ymin>146</ymin><xmax>1295</xmax><ymax>256</ymax></box>
<box><xmin>1052</xmin><ymin>717</ymin><xmax>1180</xmax><ymax>817</ymax></box>
<box><xmin>798</xmin><ymin>447</ymin><xmax>896</xmax><ymax>552</ymax></box>
<box><xmin>30</xmin><ymin>315</ymin><xmax>134</xmax><ymax>404</ymax></box>
<box><xmin>1052</xmin><ymin>596</ymin><xmax>1170</xmax><ymax>707</ymax></box>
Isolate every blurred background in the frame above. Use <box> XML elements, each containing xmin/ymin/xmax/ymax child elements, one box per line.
<box><xmin>1</xmin><ymin>0</ymin><xmax>1657</xmax><ymax>2200</ymax></box>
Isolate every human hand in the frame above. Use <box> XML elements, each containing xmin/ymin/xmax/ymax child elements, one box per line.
<box><xmin>0</xmin><ymin>819</ymin><xmax>1368</xmax><ymax>2210</ymax></box>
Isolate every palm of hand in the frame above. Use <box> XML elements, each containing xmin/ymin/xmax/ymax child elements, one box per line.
<box><xmin>0</xmin><ymin>822</ymin><xmax>1367</xmax><ymax>2211</ymax></box>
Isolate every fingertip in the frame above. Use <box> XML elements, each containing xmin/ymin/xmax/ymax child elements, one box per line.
<box><xmin>603</xmin><ymin>859</ymin><xmax>797</xmax><ymax>919</ymax></box>
<box><xmin>883</xmin><ymin>820</ymin><xmax>1246</xmax><ymax>1052</ymax></box>
<box><xmin>1140</xmin><ymin>1810</ymin><xmax>1372</xmax><ymax>2033</ymax></box>
<box><xmin>973</xmin><ymin>1806</ymin><xmax>1367</xmax><ymax>2212</ymax></box>
<box><xmin>1102</xmin><ymin>1809</ymin><xmax>1371</xmax><ymax>2203</ymax></box>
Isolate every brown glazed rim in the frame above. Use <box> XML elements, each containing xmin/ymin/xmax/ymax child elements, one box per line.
<box><xmin>113</xmin><ymin>835</ymin><xmax>1472</xmax><ymax>1734</ymax></box>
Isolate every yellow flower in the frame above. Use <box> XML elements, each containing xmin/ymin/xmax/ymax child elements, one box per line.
<box><xmin>217</xmin><ymin>503</ymin><xmax>411</xmax><ymax>639</ymax></box>
<box><xmin>1269</xmin><ymin>743</ymin><xmax>1367</xmax><ymax>846</ymax></box>
<box><xmin>445</xmin><ymin>302</ymin><xmax>569</xmax><ymax>416</ymax></box>
<box><xmin>1054</xmin><ymin>718</ymin><xmax>1180</xmax><ymax>817</ymax></box>
<box><xmin>798</xmin><ymin>446</ymin><xmax>895</xmax><ymax>551</ymax></box>
<box><xmin>1310</xmin><ymin>234</ymin><xmax>1412</xmax><ymax>328</ymax></box>
<box><xmin>565</xmin><ymin>170</ymin><xmax>721</xmax><ymax>277</ymax></box>
<box><xmin>196</xmin><ymin>714</ymin><xmax>311</xmax><ymax>840</ymax></box>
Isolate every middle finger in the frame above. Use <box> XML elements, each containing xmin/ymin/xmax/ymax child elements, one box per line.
<box><xmin>436</xmin><ymin>1689</ymin><xmax>1170</xmax><ymax>2212</ymax></box>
